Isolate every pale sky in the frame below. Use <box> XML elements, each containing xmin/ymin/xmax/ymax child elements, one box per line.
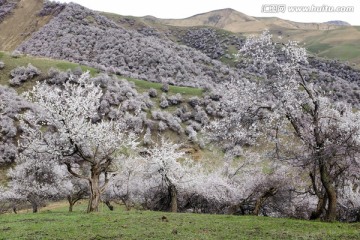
<box><xmin>56</xmin><ymin>0</ymin><xmax>360</xmax><ymax>26</ymax></box>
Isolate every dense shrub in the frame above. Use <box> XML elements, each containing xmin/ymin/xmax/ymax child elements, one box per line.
<box><xmin>161</xmin><ymin>83</ymin><xmax>169</xmax><ymax>92</ymax></box>
<box><xmin>9</xmin><ymin>64</ymin><xmax>41</xmax><ymax>86</ymax></box>
<box><xmin>181</xmin><ymin>28</ymin><xmax>226</xmax><ymax>59</ymax></box>
<box><xmin>0</xmin><ymin>86</ymin><xmax>32</xmax><ymax>164</ymax></box>
<box><xmin>37</xmin><ymin>1</ymin><xmax>66</xmax><ymax>17</ymax></box>
<box><xmin>0</xmin><ymin>0</ymin><xmax>17</xmax><ymax>23</ymax></box>
<box><xmin>151</xmin><ymin>110</ymin><xmax>183</xmax><ymax>134</ymax></box>
<box><xmin>10</xmin><ymin>50</ymin><xmax>21</xmax><ymax>58</ymax></box>
<box><xmin>159</xmin><ymin>94</ymin><xmax>169</xmax><ymax>109</ymax></box>
<box><xmin>167</xmin><ymin>93</ymin><xmax>183</xmax><ymax>105</ymax></box>
<box><xmin>148</xmin><ymin>88</ymin><xmax>157</xmax><ymax>98</ymax></box>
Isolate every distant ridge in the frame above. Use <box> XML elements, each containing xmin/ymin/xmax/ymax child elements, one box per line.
<box><xmin>151</xmin><ymin>8</ymin><xmax>344</xmax><ymax>32</ymax></box>
<box><xmin>325</xmin><ymin>20</ymin><xmax>351</xmax><ymax>26</ymax></box>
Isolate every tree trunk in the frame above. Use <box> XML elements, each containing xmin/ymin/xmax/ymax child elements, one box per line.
<box><xmin>87</xmin><ymin>172</ymin><xmax>101</xmax><ymax>213</ymax></box>
<box><xmin>69</xmin><ymin>202</ymin><xmax>74</xmax><ymax>212</ymax></box>
<box><xmin>105</xmin><ymin>201</ymin><xmax>114</xmax><ymax>211</ymax></box>
<box><xmin>120</xmin><ymin>197</ymin><xmax>131</xmax><ymax>211</ymax></box>
<box><xmin>310</xmin><ymin>194</ymin><xmax>327</xmax><ymax>220</ymax></box>
<box><xmin>253</xmin><ymin>187</ymin><xmax>277</xmax><ymax>216</ymax></box>
<box><xmin>169</xmin><ymin>185</ymin><xmax>177</xmax><ymax>213</ymax></box>
<box><xmin>320</xmin><ymin>163</ymin><xmax>337</xmax><ymax>222</ymax></box>
<box><xmin>31</xmin><ymin>202</ymin><xmax>38</xmax><ymax>213</ymax></box>
<box><xmin>12</xmin><ymin>204</ymin><xmax>17</xmax><ymax>214</ymax></box>
<box><xmin>67</xmin><ymin>195</ymin><xmax>74</xmax><ymax>212</ymax></box>
<box><xmin>28</xmin><ymin>195</ymin><xmax>38</xmax><ymax>213</ymax></box>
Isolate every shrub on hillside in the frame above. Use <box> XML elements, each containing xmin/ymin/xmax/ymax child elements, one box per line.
<box><xmin>161</xmin><ymin>83</ymin><xmax>169</xmax><ymax>92</ymax></box>
<box><xmin>9</xmin><ymin>64</ymin><xmax>41</xmax><ymax>87</ymax></box>
<box><xmin>10</xmin><ymin>50</ymin><xmax>22</xmax><ymax>58</ymax></box>
<box><xmin>0</xmin><ymin>86</ymin><xmax>32</xmax><ymax>164</ymax></box>
<box><xmin>148</xmin><ymin>88</ymin><xmax>157</xmax><ymax>98</ymax></box>
<box><xmin>159</xmin><ymin>94</ymin><xmax>169</xmax><ymax>109</ymax></box>
<box><xmin>167</xmin><ymin>93</ymin><xmax>183</xmax><ymax>105</ymax></box>
<box><xmin>37</xmin><ymin>1</ymin><xmax>66</xmax><ymax>17</ymax></box>
<box><xmin>0</xmin><ymin>1</ymin><xmax>17</xmax><ymax>23</ymax></box>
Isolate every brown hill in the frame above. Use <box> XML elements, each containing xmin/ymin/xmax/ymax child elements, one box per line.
<box><xmin>0</xmin><ymin>0</ymin><xmax>53</xmax><ymax>51</ymax></box>
<box><xmin>155</xmin><ymin>8</ymin><xmax>341</xmax><ymax>33</ymax></box>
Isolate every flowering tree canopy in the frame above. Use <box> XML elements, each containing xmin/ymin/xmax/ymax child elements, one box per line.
<box><xmin>19</xmin><ymin>72</ymin><xmax>137</xmax><ymax>212</ymax></box>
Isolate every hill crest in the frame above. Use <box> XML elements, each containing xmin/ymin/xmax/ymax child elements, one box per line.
<box><xmin>151</xmin><ymin>8</ymin><xmax>344</xmax><ymax>32</ymax></box>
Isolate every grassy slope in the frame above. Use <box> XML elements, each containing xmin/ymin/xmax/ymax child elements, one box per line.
<box><xmin>270</xmin><ymin>27</ymin><xmax>360</xmax><ymax>68</ymax></box>
<box><xmin>0</xmin><ymin>51</ymin><xmax>203</xmax><ymax>96</ymax></box>
<box><xmin>0</xmin><ymin>52</ymin><xmax>99</xmax><ymax>94</ymax></box>
<box><xmin>1</xmin><ymin>202</ymin><xmax>360</xmax><ymax>239</ymax></box>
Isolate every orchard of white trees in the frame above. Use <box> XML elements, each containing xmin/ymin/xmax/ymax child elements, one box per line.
<box><xmin>1</xmin><ymin>30</ymin><xmax>360</xmax><ymax>222</ymax></box>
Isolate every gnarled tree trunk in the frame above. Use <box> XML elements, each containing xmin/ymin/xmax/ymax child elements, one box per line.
<box><xmin>253</xmin><ymin>187</ymin><xmax>277</xmax><ymax>216</ymax></box>
<box><xmin>309</xmin><ymin>171</ymin><xmax>327</xmax><ymax>220</ymax></box>
<box><xmin>87</xmin><ymin>171</ymin><xmax>101</xmax><ymax>213</ymax></box>
<box><xmin>320</xmin><ymin>163</ymin><xmax>337</xmax><ymax>222</ymax></box>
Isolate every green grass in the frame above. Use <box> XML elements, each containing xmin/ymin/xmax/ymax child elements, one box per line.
<box><xmin>0</xmin><ymin>52</ymin><xmax>98</xmax><ymax>91</ymax></box>
<box><xmin>1</xmin><ymin>203</ymin><xmax>360</xmax><ymax>239</ymax></box>
<box><xmin>319</xmin><ymin>44</ymin><xmax>360</xmax><ymax>61</ymax></box>
<box><xmin>0</xmin><ymin>51</ymin><xmax>98</xmax><ymax>75</ymax></box>
<box><xmin>306</xmin><ymin>43</ymin><xmax>332</xmax><ymax>54</ymax></box>
<box><xmin>125</xmin><ymin>77</ymin><xmax>203</xmax><ymax>97</ymax></box>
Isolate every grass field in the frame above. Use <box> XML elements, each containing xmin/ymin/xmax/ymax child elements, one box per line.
<box><xmin>1</xmin><ymin>202</ymin><xmax>360</xmax><ymax>240</ymax></box>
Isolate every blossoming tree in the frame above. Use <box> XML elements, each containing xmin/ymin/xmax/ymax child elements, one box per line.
<box><xmin>209</xmin><ymin>30</ymin><xmax>360</xmax><ymax>221</ymax></box>
<box><xmin>19</xmin><ymin>72</ymin><xmax>137</xmax><ymax>212</ymax></box>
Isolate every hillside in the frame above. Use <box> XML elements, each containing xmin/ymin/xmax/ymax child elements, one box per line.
<box><xmin>0</xmin><ymin>51</ymin><xmax>224</xmax><ymax>168</ymax></box>
<box><xmin>0</xmin><ymin>2</ymin><xmax>359</xmax><ymax>145</ymax></box>
<box><xmin>0</xmin><ymin>1</ymin><xmax>359</xmax><ymax>144</ymax></box>
<box><xmin>0</xmin><ymin>1</ymin><xmax>359</xmax><ymax>68</ymax></box>
<box><xmin>16</xmin><ymin>3</ymin><xmax>242</xmax><ymax>88</ymax></box>
<box><xmin>142</xmin><ymin>9</ymin><xmax>360</xmax><ymax>68</ymax></box>
<box><xmin>0</xmin><ymin>0</ymin><xmax>54</xmax><ymax>51</ymax></box>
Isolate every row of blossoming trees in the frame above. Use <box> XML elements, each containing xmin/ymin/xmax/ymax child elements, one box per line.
<box><xmin>1</xmin><ymin>31</ymin><xmax>360</xmax><ymax>222</ymax></box>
